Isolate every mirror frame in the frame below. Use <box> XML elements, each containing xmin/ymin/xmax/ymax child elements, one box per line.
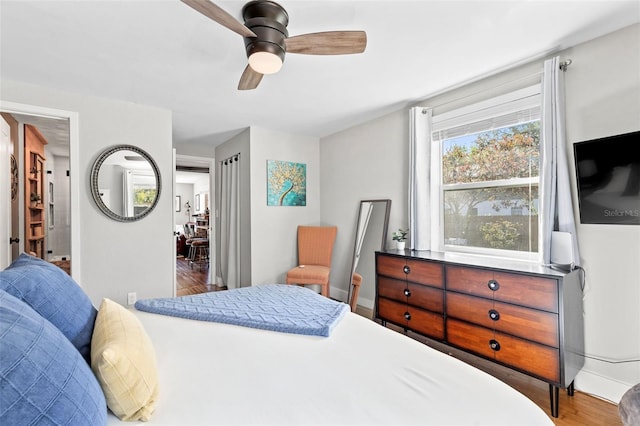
<box><xmin>347</xmin><ymin>199</ymin><xmax>391</xmax><ymax>307</ymax></box>
<box><xmin>90</xmin><ymin>144</ymin><xmax>162</xmax><ymax>222</ymax></box>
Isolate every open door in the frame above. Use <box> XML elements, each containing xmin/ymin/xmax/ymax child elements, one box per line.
<box><xmin>172</xmin><ymin>148</ymin><xmax>177</xmax><ymax>296</ymax></box>
<box><xmin>1</xmin><ymin>101</ymin><xmax>80</xmax><ymax>280</ymax></box>
<box><xmin>208</xmin><ymin>157</ymin><xmax>215</xmax><ymax>285</ymax></box>
<box><xmin>1</xmin><ymin>115</ymin><xmax>11</xmax><ymax>269</ymax></box>
<box><xmin>174</xmin><ymin>154</ymin><xmax>214</xmax><ymax>296</ymax></box>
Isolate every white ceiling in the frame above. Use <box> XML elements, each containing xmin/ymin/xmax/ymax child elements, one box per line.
<box><xmin>1</xmin><ymin>1</ymin><xmax>639</xmax><ymax>152</ymax></box>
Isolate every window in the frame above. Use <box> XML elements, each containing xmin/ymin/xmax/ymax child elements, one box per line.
<box><xmin>430</xmin><ymin>85</ymin><xmax>541</xmax><ymax>260</ymax></box>
<box><xmin>125</xmin><ymin>170</ymin><xmax>157</xmax><ymax>216</ymax></box>
<box><xmin>133</xmin><ymin>185</ymin><xmax>157</xmax><ymax>215</ymax></box>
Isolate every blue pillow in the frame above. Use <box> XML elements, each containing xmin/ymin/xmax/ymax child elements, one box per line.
<box><xmin>0</xmin><ymin>253</ymin><xmax>97</xmax><ymax>363</ymax></box>
<box><xmin>0</xmin><ymin>290</ymin><xmax>107</xmax><ymax>425</ymax></box>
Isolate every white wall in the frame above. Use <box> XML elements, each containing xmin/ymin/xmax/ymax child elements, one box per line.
<box><xmin>214</xmin><ymin>126</ymin><xmax>321</xmax><ymax>288</ymax></box>
<box><xmin>43</xmin><ymin>149</ymin><xmax>57</xmax><ymax>260</ymax></box>
<box><xmin>249</xmin><ymin>127</ymin><xmax>321</xmax><ymax>285</ymax></box>
<box><xmin>0</xmin><ymin>80</ymin><xmax>174</xmax><ymax>307</ymax></box>
<box><xmin>561</xmin><ymin>24</ymin><xmax>640</xmax><ymax>402</ymax></box>
<box><xmin>321</xmin><ymin>110</ymin><xmax>408</xmax><ymax>303</ymax></box>
<box><xmin>175</xmin><ymin>182</ymin><xmax>194</xmax><ymax>229</ymax></box>
<box><xmin>47</xmin><ymin>153</ymin><xmax>71</xmax><ymax>259</ymax></box>
<box><xmin>320</xmin><ymin>24</ymin><xmax>640</xmax><ymax>403</ymax></box>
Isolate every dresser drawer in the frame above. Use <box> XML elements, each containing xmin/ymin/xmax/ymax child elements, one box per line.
<box><xmin>377</xmin><ymin>254</ymin><xmax>444</xmax><ymax>288</ymax></box>
<box><xmin>377</xmin><ymin>298</ymin><xmax>444</xmax><ymax>340</ymax></box>
<box><xmin>406</xmin><ymin>259</ymin><xmax>443</xmax><ymax>288</ymax></box>
<box><xmin>407</xmin><ymin>282</ymin><xmax>444</xmax><ymax>313</ymax></box>
<box><xmin>448</xmin><ymin>319</ymin><xmax>560</xmax><ymax>383</ymax></box>
<box><xmin>446</xmin><ymin>292</ymin><xmax>559</xmax><ymax>347</ymax></box>
<box><xmin>446</xmin><ymin>265</ymin><xmax>558</xmax><ymax>312</ymax></box>
<box><xmin>378</xmin><ymin>276</ymin><xmax>444</xmax><ymax>311</ymax></box>
<box><xmin>376</xmin><ymin>255</ymin><xmax>408</xmax><ymax>281</ymax></box>
<box><xmin>377</xmin><ymin>276</ymin><xmax>407</xmax><ymax>303</ymax></box>
<box><xmin>409</xmin><ymin>307</ymin><xmax>445</xmax><ymax>340</ymax></box>
<box><xmin>377</xmin><ymin>297</ymin><xmax>409</xmax><ymax>326</ymax></box>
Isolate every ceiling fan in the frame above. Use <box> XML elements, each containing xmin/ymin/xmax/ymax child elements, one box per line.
<box><xmin>181</xmin><ymin>0</ymin><xmax>367</xmax><ymax>90</ymax></box>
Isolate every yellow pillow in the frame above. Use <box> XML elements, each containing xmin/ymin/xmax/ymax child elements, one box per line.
<box><xmin>91</xmin><ymin>298</ymin><xmax>159</xmax><ymax>421</ymax></box>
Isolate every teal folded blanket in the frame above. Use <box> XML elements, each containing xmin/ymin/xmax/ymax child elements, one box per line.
<box><xmin>135</xmin><ymin>284</ymin><xmax>349</xmax><ymax>337</ymax></box>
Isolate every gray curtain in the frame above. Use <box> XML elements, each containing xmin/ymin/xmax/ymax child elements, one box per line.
<box><xmin>409</xmin><ymin>107</ymin><xmax>432</xmax><ymax>251</ymax></box>
<box><xmin>540</xmin><ymin>56</ymin><xmax>581</xmax><ymax>267</ymax></box>
<box><xmin>216</xmin><ymin>154</ymin><xmax>241</xmax><ymax>289</ymax></box>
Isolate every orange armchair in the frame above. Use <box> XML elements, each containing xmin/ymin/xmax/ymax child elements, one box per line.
<box><xmin>285</xmin><ymin>226</ymin><xmax>337</xmax><ymax>298</ymax></box>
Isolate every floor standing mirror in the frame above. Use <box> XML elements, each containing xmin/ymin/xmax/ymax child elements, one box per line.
<box><xmin>347</xmin><ymin>199</ymin><xmax>391</xmax><ymax>314</ymax></box>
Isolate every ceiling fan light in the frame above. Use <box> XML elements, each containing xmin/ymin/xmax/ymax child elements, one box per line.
<box><xmin>248</xmin><ymin>51</ymin><xmax>283</xmax><ymax>74</ymax></box>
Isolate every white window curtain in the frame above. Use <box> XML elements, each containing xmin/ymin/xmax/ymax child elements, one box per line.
<box><xmin>409</xmin><ymin>107</ymin><xmax>432</xmax><ymax>250</ymax></box>
<box><xmin>216</xmin><ymin>154</ymin><xmax>241</xmax><ymax>289</ymax></box>
<box><xmin>539</xmin><ymin>56</ymin><xmax>581</xmax><ymax>267</ymax></box>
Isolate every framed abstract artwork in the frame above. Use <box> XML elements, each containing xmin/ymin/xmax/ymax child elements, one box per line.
<box><xmin>267</xmin><ymin>160</ymin><xmax>306</xmax><ymax>206</ymax></box>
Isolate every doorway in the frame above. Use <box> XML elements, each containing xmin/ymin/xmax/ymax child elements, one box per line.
<box><xmin>0</xmin><ymin>106</ymin><xmax>74</xmax><ymax>274</ymax></box>
<box><xmin>175</xmin><ymin>155</ymin><xmax>216</xmax><ymax>296</ymax></box>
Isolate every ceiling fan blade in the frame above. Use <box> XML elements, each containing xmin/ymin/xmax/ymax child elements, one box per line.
<box><xmin>238</xmin><ymin>65</ymin><xmax>264</xmax><ymax>90</ymax></box>
<box><xmin>285</xmin><ymin>31</ymin><xmax>367</xmax><ymax>55</ymax></box>
<box><xmin>181</xmin><ymin>0</ymin><xmax>256</xmax><ymax>38</ymax></box>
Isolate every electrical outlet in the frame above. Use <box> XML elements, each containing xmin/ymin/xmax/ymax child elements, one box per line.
<box><xmin>127</xmin><ymin>292</ymin><xmax>137</xmax><ymax>306</ymax></box>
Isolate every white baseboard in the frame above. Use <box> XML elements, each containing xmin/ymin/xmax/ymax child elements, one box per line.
<box><xmin>359</xmin><ymin>295</ymin><xmax>374</xmax><ymax>310</ymax></box>
<box><xmin>330</xmin><ymin>287</ymin><xmax>374</xmax><ymax>310</ymax></box>
<box><xmin>575</xmin><ymin>368</ymin><xmax>633</xmax><ymax>404</ymax></box>
<box><xmin>331</xmin><ymin>287</ymin><xmax>348</xmax><ymax>304</ymax></box>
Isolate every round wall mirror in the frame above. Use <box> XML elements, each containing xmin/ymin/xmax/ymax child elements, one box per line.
<box><xmin>90</xmin><ymin>145</ymin><xmax>161</xmax><ymax>222</ymax></box>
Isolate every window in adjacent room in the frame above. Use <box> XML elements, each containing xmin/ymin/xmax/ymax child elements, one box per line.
<box><xmin>430</xmin><ymin>85</ymin><xmax>541</xmax><ymax>260</ymax></box>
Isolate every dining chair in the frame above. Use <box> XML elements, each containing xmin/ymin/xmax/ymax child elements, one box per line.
<box><xmin>285</xmin><ymin>225</ymin><xmax>337</xmax><ymax>298</ymax></box>
<box><xmin>349</xmin><ymin>272</ymin><xmax>362</xmax><ymax>313</ymax></box>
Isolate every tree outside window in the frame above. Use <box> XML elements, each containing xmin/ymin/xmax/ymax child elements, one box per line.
<box><xmin>441</xmin><ymin>121</ymin><xmax>540</xmax><ymax>253</ymax></box>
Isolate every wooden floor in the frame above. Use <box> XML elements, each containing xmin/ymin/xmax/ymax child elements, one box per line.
<box><xmin>175</xmin><ymin>256</ymin><xmax>224</xmax><ymax>296</ymax></box>
<box><xmin>175</xmin><ymin>271</ymin><xmax>622</xmax><ymax>426</ymax></box>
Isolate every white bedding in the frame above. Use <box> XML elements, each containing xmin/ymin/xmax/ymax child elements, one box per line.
<box><xmin>108</xmin><ymin>309</ymin><xmax>553</xmax><ymax>425</ymax></box>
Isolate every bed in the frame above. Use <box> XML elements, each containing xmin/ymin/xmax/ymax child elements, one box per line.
<box><xmin>0</xmin><ymin>253</ymin><xmax>553</xmax><ymax>425</ymax></box>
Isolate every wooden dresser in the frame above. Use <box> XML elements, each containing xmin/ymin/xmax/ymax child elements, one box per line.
<box><xmin>375</xmin><ymin>250</ymin><xmax>584</xmax><ymax>418</ymax></box>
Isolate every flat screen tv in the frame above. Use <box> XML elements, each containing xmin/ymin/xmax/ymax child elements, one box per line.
<box><xmin>573</xmin><ymin>130</ymin><xmax>640</xmax><ymax>225</ymax></box>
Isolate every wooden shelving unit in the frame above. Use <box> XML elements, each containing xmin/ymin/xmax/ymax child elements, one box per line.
<box><xmin>25</xmin><ymin>124</ymin><xmax>47</xmax><ymax>259</ymax></box>
<box><xmin>195</xmin><ymin>214</ymin><xmax>209</xmax><ymax>238</ymax></box>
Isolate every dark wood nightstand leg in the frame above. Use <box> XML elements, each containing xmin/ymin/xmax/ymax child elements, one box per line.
<box><xmin>567</xmin><ymin>381</ymin><xmax>575</xmax><ymax>396</ymax></box>
<box><xmin>549</xmin><ymin>384</ymin><xmax>559</xmax><ymax>418</ymax></box>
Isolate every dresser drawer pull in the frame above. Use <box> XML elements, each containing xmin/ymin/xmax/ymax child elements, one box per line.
<box><xmin>488</xmin><ymin>309</ymin><xmax>500</xmax><ymax>321</ymax></box>
<box><xmin>489</xmin><ymin>339</ymin><xmax>501</xmax><ymax>351</ymax></box>
<box><xmin>403</xmin><ymin>265</ymin><xmax>411</xmax><ymax>274</ymax></box>
<box><xmin>404</xmin><ymin>288</ymin><xmax>411</xmax><ymax>297</ymax></box>
<box><xmin>404</xmin><ymin>312</ymin><xmax>412</xmax><ymax>320</ymax></box>
<box><xmin>487</xmin><ymin>280</ymin><xmax>500</xmax><ymax>291</ymax></box>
